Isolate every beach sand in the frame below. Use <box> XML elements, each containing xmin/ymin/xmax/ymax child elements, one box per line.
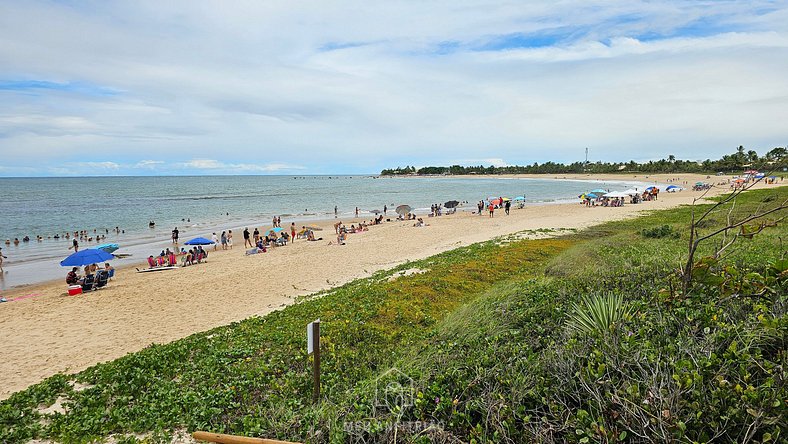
<box><xmin>0</xmin><ymin>173</ymin><xmax>764</xmax><ymax>399</ymax></box>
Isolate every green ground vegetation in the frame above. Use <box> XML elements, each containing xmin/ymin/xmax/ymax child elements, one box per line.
<box><xmin>1</xmin><ymin>186</ymin><xmax>786</xmax><ymax>443</ymax></box>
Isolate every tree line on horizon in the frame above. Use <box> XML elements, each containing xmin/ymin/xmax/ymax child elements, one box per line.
<box><xmin>380</xmin><ymin>146</ymin><xmax>787</xmax><ymax>176</ymax></box>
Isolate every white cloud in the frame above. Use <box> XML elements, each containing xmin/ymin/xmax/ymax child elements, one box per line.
<box><xmin>180</xmin><ymin>159</ymin><xmax>224</xmax><ymax>170</ymax></box>
<box><xmin>0</xmin><ymin>1</ymin><xmax>786</xmax><ymax>175</ymax></box>
<box><xmin>178</xmin><ymin>159</ymin><xmax>305</xmax><ymax>172</ymax></box>
<box><xmin>69</xmin><ymin>161</ymin><xmax>120</xmax><ymax>170</ymax></box>
<box><xmin>134</xmin><ymin>160</ymin><xmax>164</xmax><ymax>168</ymax></box>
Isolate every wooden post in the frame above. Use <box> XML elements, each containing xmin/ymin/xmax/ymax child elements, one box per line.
<box><xmin>312</xmin><ymin>320</ymin><xmax>320</xmax><ymax>403</ymax></box>
<box><xmin>192</xmin><ymin>431</ymin><xmax>301</xmax><ymax>444</ymax></box>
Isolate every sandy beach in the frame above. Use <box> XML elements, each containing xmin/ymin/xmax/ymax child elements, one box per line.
<box><xmin>0</xmin><ymin>173</ymin><xmax>764</xmax><ymax>399</ymax></box>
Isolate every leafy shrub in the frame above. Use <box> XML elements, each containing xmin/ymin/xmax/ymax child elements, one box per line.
<box><xmin>566</xmin><ymin>293</ymin><xmax>631</xmax><ymax>337</ymax></box>
<box><xmin>640</xmin><ymin>224</ymin><xmax>679</xmax><ymax>238</ymax></box>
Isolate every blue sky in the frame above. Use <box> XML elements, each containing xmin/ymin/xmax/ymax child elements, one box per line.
<box><xmin>0</xmin><ymin>1</ymin><xmax>787</xmax><ymax>176</ymax></box>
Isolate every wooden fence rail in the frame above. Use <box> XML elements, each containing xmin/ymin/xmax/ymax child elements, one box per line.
<box><xmin>192</xmin><ymin>431</ymin><xmax>301</xmax><ymax>444</ymax></box>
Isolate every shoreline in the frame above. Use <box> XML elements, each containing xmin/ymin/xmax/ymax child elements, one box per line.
<box><xmin>0</xmin><ymin>174</ymin><xmax>664</xmax><ymax>290</ymax></box>
<box><xmin>0</xmin><ymin>173</ymin><xmax>760</xmax><ymax>399</ymax></box>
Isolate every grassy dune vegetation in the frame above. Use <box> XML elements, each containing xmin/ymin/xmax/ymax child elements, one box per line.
<box><xmin>2</xmin><ymin>187</ymin><xmax>786</xmax><ymax>443</ymax></box>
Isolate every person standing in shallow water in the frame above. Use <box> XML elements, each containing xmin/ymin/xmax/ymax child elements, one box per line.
<box><xmin>334</xmin><ymin>206</ymin><xmax>338</xmax><ymax>218</ymax></box>
<box><xmin>72</xmin><ymin>238</ymin><xmax>79</xmax><ymax>252</ymax></box>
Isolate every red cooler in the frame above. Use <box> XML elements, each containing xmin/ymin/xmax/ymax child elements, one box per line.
<box><xmin>67</xmin><ymin>285</ymin><xmax>82</xmax><ymax>296</ymax></box>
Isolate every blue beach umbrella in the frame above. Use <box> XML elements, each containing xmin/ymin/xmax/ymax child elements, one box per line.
<box><xmin>590</xmin><ymin>188</ymin><xmax>607</xmax><ymax>194</ymax></box>
<box><xmin>586</xmin><ymin>193</ymin><xmax>598</xmax><ymax>199</ymax></box>
<box><xmin>265</xmin><ymin>227</ymin><xmax>283</xmax><ymax>236</ymax></box>
<box><xmin>666</xmin><ymin>185</ymin><xmax>681</xmax><ymax>191</ymax></box>
<box><xmin>60</xmin><ymin>248</ymin><xmax>115</xmax><ymax>267</ymax></box>
<box><xmin>95</xmin><ymin>243</ymin><xmax>119</xmax><ymax>253</ymax></box>
<box><xmin>184</xmin><ymin>237</ymin><xmax>215</xmax><ymax>245</ymax></box>
<box><xmin>513</xmin><ymin>196</ymin><xmax>525</xmax><ymax>201</ymax></box>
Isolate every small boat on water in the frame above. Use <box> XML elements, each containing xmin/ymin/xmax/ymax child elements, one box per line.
<box><xmin>95</xmin><ymin>243</ymin><xmax>120</xmax><ymax>253</ymax></box>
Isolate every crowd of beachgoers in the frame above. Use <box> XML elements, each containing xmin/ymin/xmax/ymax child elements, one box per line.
<box><xmin>4</xmin><ymin>227</ymin><xmax>125</xmax><ymax>249</ymax></box>
<box><xmin>0</xmin><ymin>171</ymin><xmax>782</xmax><ymax>292</ymax></box>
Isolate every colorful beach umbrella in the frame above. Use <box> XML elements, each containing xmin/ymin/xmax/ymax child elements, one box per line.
<box><xmin>60</xmin><ymin>248</ymin><xmax>115</xmax><ymax>267</ymax></box>
<box><xmin>95</xmin><ymin>243</ymin><xmax>119</xmax><ymax>253</ymax></box>
<box><xmin>395</xmin><ymin>205</ymin><xmax>411</xmax><ymax>215</ymax></box>
<box><xmin>266</xmin><ymin>227</ymin><xmax>283</xmax><ymax>236</ymax></box>
<box><xmin>184</xmin><ymin>237</ymin><xmax>215</xmax><ymax>245</ymax></box>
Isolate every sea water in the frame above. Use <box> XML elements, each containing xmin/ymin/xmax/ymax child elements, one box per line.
<box><xmin>0</xmin><ymin>175</ymin><xmax>655</xmax><ymax>289</ymax></box>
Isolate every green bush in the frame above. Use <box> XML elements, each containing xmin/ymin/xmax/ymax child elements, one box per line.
<box><xmin>640</xmin><ymin>224</ymin><xmax>679</xmax><ymax>238</ymax></box>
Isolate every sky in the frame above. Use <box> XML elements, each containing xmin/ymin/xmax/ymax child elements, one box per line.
<box><xmin>0</xmin><ymin>1</ymin><xmax>787</xmax><ymax>176</ymax></box>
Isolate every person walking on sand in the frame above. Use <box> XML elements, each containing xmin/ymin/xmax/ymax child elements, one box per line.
<box><xmin>504</xmin><ymin>200</ymin><xmax>511</xmax><ymax>215</ymax></box>
<box><xmin>221</xmin><ymin>231</ymin><xmax>228</xmax><ymax>250</ymax></box>
<box><xmin>211</xmin><ymin>232</ymin><xmax>219</xmax><ymax>251</ymax></box>
<box><xmin>488</xmin><ymin>202</ymin><xmax>494</xmax><ymax>217</ymax></box>
<box><xmin>291</xmin><ymin>223</ymin><xmax>296</xmax><ymax>242</ymax></box>
<box><xmin>172</xmin><ymin>227</ymin><xmax>179</xmax><ymax>244</ymax></box>
<box><xmin>0</xmin><ymin>247</ymin><xmax>7</xmax><ymax>273</ymax></box>
<box><xmin>227</xmin><ymin>230</ymin><xmax>233</xmax><ymax>249</ymax></box>
<box><xmin>243</xmin><ymin>227</ymin><xmax>252</xmax><ymax>248</ymax></box>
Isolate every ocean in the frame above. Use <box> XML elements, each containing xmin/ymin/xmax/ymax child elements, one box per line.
<box><xmin>0</xmin><ymin>175</ymin><xmax>654</xmax><ymax>289</ymax></box>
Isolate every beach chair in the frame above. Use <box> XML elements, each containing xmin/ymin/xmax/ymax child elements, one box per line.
<box><xmin>95</xmin><ymin>271</ymin><xmax>109</xmax><ymax>288</ymax></box>
<box><xmin>81</xmin><ymin>274</ymin><xmax>96</xmax><ymax>292</ymax></box>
